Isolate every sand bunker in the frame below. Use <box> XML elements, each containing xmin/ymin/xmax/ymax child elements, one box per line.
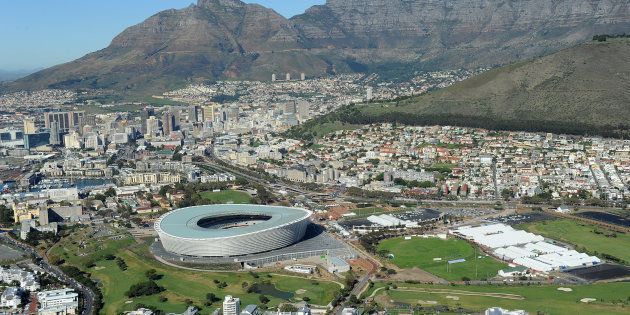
<box><xmin>557</xmin><ymin>287</ymin><xmax>573</xmax><ymax>292</ymax></box>
<box><xmin>580</xmin><ymin>298</ymin><xmax>596</xmax><ymax>303</ymax></box>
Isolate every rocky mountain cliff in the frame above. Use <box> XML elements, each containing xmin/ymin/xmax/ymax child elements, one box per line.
<box><xmin>6</xmin><ymin>0</ymin><xmax>630</xmax><ymax>95</ymax></box>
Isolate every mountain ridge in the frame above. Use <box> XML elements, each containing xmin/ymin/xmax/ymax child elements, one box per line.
<box><xmin>287</xmin><ymin>39</ymin><xmax>630</xmax><ymax>139</ymax></box>
<box><xmin>4</xmin><ymin>0</ymin><xmax>630</xmax><ymax>95</ymax></box>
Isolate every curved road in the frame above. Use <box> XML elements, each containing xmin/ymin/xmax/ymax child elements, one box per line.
<box><xmin>0</xmin><ymin>233</ymin><xmax>95</xmax><ymax>315</ymax></box>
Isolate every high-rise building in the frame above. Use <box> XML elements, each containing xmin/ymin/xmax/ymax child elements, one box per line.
<box><xmin>300</xmin><ymin>73</ymin><xmax>306</xmax><ymax>81</ymax></box>
<box><xmin>188</xmin><ymin>105</ymin><xmax>202</xmax><ymax>123</ymax></box>
<box><xmin>23</xmin><ymin>117</ymin><xmax>37</xmax><ymax>135</ymax></box>
<box><xmin>146</xmin><ymin>116</ymin><xmax>159</xmax><ymax>139</ymax></box>
<box><xmin>297</xmin><ymin>101</ymin><xmax>310</xmax><ymax>120</ymax></box>
<box><xmin>162</xmin><ymin>111</ymin><xmax>175</xmax><ymax>136</ymax></box>
<box><xmin>366</xmin><ymin>87</ymin><xmax>373</xmax><ymax>101</ymax></box>
<box><xmin>286</xmin><ymin>73</ymin><xmax>291</xmax><ymax>81</ymax></box>
<box><xmin>44</xmin><ymin>111</ymin><xmax>84</xmax><ymax>133</ymax></box>
<box><xmin>64</xmin><ymin>131</ymin><xmax>81</xmax><ymax>149</ymax></box>
<box><xmin>24</xmin><ymin>132</ymin><xmax>50</xmax><ymax>150</ymax></box>
<box><xmin>284</xmin><ymin>101</ymin><xmax>297</xmax><ymax>115</ymax></box>
<box><xmin>202</xmin><ymin>104</ymin><xmax>216</xmax><ymax>122</ymax></box>
<box><xmin>222</xmin><ymin>296</ymin><xmax>240</xmax><ymax>315</ymax></box>
<box><xmin>271</xmin><ymin>73</ymin><xmax>276</xmax><ymax>82</ymax></box>
<box><xmin>49</xmin><ymin>121</ymin><xmax>61</xmax><ymax>146</ymax></box>
<box><xmin>83</xmin><ymin>132</ymin><xmax>99</xmax><ymax>150</ymax></box>
<box><xmin>140</xmin><ymin>107</ymin><xmax>155</xmax><ymax>134</ymax></box>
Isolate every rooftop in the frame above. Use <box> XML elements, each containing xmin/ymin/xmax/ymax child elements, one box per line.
<box><xmin>156</xmin><ymin>204</ymin><xmax>311</xmax><ymax>239</ymax></box>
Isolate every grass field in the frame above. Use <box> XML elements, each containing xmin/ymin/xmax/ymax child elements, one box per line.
<box><xmin>199</xmin><ymin>190</ymin><xmax>253</xmax><ymax>204</ymax></box>
<box><xmin>349</xmin><ymin>207</ymin><xmax>387</xmax><ymax>217</ymax></box>
<box><xmin>378</xmin><ymin>237</ymin><xmax>508</xmax><ymax>281</ymax></box>
<box><xmin>49</xmin><ymin>226</ymin><xmax>341</xmax><ymax>315</ymax></box>
<box><xmin>518</xmin><ymin>219</ymin><xmax>630</xmax><ymax>264</ymax></box>
<box><xmin>371</xmin><ymin>282</ymin><xmax>630</xmax><ymax>315</ymax></box>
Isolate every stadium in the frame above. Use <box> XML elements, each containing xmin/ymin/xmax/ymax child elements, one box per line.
<box><xmin>155</xmin><ymin>204</ymin><xmax>312</xmax><ymax>257</ymax></box>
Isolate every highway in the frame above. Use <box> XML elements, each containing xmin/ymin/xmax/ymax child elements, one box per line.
<box><xmin>0</xmin><ymin>233</ymin><xmax>95</xmax><ymax>315</ymax></box>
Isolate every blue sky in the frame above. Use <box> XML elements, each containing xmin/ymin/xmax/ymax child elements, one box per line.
<box><xmin>0</xmin><ymin>0</ymin><xmax>324</xmax><ymax>71</ymax></box>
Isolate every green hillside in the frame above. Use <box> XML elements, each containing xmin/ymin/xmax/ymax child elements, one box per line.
<box><xmin>289</xmin><ymin>39</ymin><xmax>630</xmax><ymax>139</ymax></box>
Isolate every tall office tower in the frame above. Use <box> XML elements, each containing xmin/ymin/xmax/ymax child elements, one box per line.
<box><xmin>222</xmin><ymin>296</ymin><xmax>240</xmax><ymax>315</ymax></box>
<box><xmin>221</xmin><ymin>109</ymin><xmax>229</xmax><ymax>122</ymax></box>
<box><xmin>366</xmin><ymin>86</ymin><xmax>373</xmax><ymax>101</ymax></box>
<box><xmin>145</xmin><ymin>116</ymin><xmax>159</xmax><ymax>139</ymax></box>
<box><xmin>297</xmin><ymin>101</ymin><xmax>310</xmax><ymax>120</ymax></box>
<box><xmin>188</xmin><ymin>105</ymin><xmax>202</xmax><ymax>123</ymax></box>
<box><xmin>300</xmin><ymin>73</ymin><xmax>306</xmax><ymax>81</ymax></box>
<box><xmin>202</xmin><ymin>104</ymin><xmax>216</xmax><ymax>123</ymax></box>
<box><xmin>23</xmin><ymin>117</ymin><xmax>36</xmax><ymax>135</ymax></box>
<box><xmin>49</xmin><ymin>121</ymin><xmax>61</xmax><ymax>146</ymax></box>
<box><xmin>286</xmin><ymin>73</ymin><xmax>291</xmax><ymax>81</ymax></box>
<box><xmin>64</xmin><ymin>131</ymin><xmax>81</xmax><ymax>149</ymax></box>
<box><xmin>44</xmin><ymin>111</ymin><xmax>84</xmax><ymax>133</ymax></box>
<box><xmin>271</xmin><ymin>73</ymin><xmax>276</xmax><ymax>82</ymax></box>
<box><xmin>140</xmin><ymin>107</ymin><xmax>155</xmax><ymax>134</ymax></box>
<box><xmin>284</xmin><ymin>101</ymin><xmax>297</xmax><ymax>115</ymax></box>
<box><xmin>229</xmin><ymin>108</ymin><xmax>239</xmax><ymax>122</ymax></box>
<box><xmin>162</xmin><ymin>111</ymin><xmax>175</xmax><ymax>136</ymax></box>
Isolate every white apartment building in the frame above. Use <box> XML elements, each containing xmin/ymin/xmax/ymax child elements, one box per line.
<box><xmin>222</xmin><ymin>295</ymin><xmax>240</xmax><ymax>315</ymax></box>
<box><xmin>37</xmin><ymin>288</ymin><xmax>79</xmax><ymax>314</ymax></box>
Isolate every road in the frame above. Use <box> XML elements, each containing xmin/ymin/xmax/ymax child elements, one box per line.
<box><xmin>0</xmin><ymin>233</ymin><xmax>95</xmax><ymax>315</ymax></box>
<box><xmin>199</xmin><ymin>157</ymin><xmax>321</xmax><ymax>198</ymax></box>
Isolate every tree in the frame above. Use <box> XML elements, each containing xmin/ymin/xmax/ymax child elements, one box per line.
<box><xmin>256</xmin><ymin>186</ymin><xmax>274</xmax><ymax>205</ymax></box>
<box><xmin>104</xmin><ymin>187</ymin><xmax>117</xmax><ymax>197</ymax></box>
<box><xmin>145</xmin><ymin>269</ymin><xmax>162</xmax><ymax>280</ymax></box>
<box><xmin>279</xmin><ymin>304</ymin><xmax>298</xmax><ymax>312</ymax></box>
<box><xmin>126</xmin><ymin>281</ymin><xmax>165</xmax><ymax>297</ymax></box>
<box><xmin>0</xmin><ymin>205</ymin><xmax>14</xmax><ymax>227</ymax></box>
<box><xmin>259</xmin><ymin>295</ymin><xmax>270</xmax><ymax>304</ymax></box>
<box><xmin>206</xmin><ymin>293</ymin><xmax>220</xmax><ymax>304</ymax></box>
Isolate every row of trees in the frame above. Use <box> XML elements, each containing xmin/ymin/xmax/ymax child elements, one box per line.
<box><xmin>0</xmin><ymin>205</ymin><xmax>14</xmax><ymax>227</ymax></box>
<box><xmin>593</xmin><ymin>34</ymin><xmax>630</xmax><ymax>42</ymax></box>
<box><xmin>288</xmin><ymin>104</ymin><xmax>630</xmax><ymax>140</ymax></box>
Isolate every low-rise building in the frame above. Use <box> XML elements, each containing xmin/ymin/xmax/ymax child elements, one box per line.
<box><xmin>37</xmin><ymin>288</ymin><xmax>79</xmax><ymax>315</ymax></box>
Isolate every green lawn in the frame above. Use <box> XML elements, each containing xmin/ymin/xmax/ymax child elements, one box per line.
<box><xmin>378</xmin><ymin>237</ymin><xmax>508</xmax><ymax>281</ymax></box>
<box><xmin>49</xmin><ymin>226</ymin><xmax>341</xmax><ymax>315</ymax></box>
<box><xmin>199</xmin><ymin>190</ymin><xmax>253</xmax><ymax>204</ymax></box>
<box><xmin>518</xmin><ymin>219</ymin><xmax>630</xmax><ymax>264</ymax></box>
<box><xmin>373</xmin><ymin>282</ymin><xmax>630</xmax><ymax>315</ymax></box>
<box><xmin>350</xmin><ymin>207</ymin><xmax>387</xmax><ymax>217</ymax></box>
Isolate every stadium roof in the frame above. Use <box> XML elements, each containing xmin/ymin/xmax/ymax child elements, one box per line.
<box><xmin>156</xmin><ymin>204</ymin><xmax>311</xmax><ymax>239</ymax></box>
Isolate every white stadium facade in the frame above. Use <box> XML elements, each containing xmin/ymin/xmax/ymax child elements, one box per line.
<box><xmin>155</xmin><ymin>204</ymin><xmax>312</xmax><ymax>257</ymax></box>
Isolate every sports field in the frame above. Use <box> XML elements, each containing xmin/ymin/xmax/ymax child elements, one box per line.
<box><xmin>49</xmin><ymin>226</ymin><xmax>341</xmax><ymax>314</ymax></box>
<box><xmin>377</xmin><ymin>237</ymin><xmax>508</xmax><ymax>281</ymax></box>
<box><xmin>518</xmin><ymin>219</ymin><xmax>630</xmax><ymax>264</ymax></box>
<box><xmin>350</xmin><ymin>207</ymin><xmax>387</xmax><ymax>217</ymax></box>
<box><xmin>370</xmin><ymin>282</ymin><xmax>630</xmax><ymax>315</ymax></box>
<box><xmin>200</xmin><ymin>190</ymin><xmax>253</xmax><ymax>204</ymax></box>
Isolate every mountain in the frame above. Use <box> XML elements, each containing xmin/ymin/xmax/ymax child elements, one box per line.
<box><xmin>0</xmin><ymin>69</ymin><xmax>38</xmax><ymax>83</ymax></box>
<box><xmin>288</xmin><ymin>39</ymin><xmax>630</xmax><ymax>139</ymax></box>
<box><xmin>4</xmin><ymin>0</ymin><xmax>630</xmax><ymax>95</ymax></box>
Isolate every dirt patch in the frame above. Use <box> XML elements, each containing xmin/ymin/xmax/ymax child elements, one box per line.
<box><xmin>296</xmin><ymin>289</ymin><xmax>307</xmax><ymax>295</ymax></box>
<box><xmin>350</xmin><ymin>258</ymin><xmax>376</xmax><ymax>273</ymax></box>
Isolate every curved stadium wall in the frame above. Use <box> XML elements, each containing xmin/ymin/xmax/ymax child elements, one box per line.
<box><xmin>155</xmin><ymin>204</ymin><xmax>311</xmax><ymax>257</ymax></box>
